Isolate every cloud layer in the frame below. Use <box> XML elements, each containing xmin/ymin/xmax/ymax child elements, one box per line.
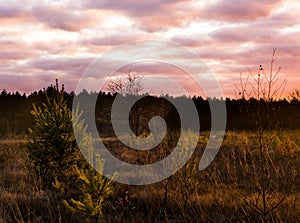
<box><xmin>0</xmin><ymin>0</ymin><xmax>299</xmax><ymax>97</ymax></box>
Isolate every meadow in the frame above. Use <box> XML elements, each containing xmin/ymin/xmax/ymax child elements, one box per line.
<box><xmin>1</xmin><ymin>78</ymin><xmax>300</xmax><ymax>222</ymax></box>
<box><xmin>0</xmin><ymin>130</ymin><xmax>299</xmax><ymax>222</ymax></box>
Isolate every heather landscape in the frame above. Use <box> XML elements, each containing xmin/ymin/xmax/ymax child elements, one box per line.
<box><xmin>0</xmin><ymin>78</ymin><xmax>300</xmax><ymax>222</ymax></box>
<box><xmin>1</xmin><ymin>0</ymin><xmax>300</xmax><ymax>222</ymax></box>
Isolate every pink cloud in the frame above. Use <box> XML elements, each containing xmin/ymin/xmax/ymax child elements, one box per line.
<box><xmin>83</xmin><ymin>0</ymin><xmax>198</xmax><ymax>32</ymax></box>
<box><xmin>0</xmin><ymin>5</ymin><xmax>24</xmax><ymax>18</ymax></box>
<box><xmin>203</xmin><ymin>0</ymin><xmax>284</xmax><ymax>22</ymax></box>
<box><xmin>28</xmin><ymin>56</ymin><xmax>94</xmax><ymax>76</ymax></box>
<box><xmin>83</xmin><ymin>0</ymin><xmax>189</xmax><ymax>15</ymax></box>
<box><xmin>0</xmin><ymin>50</ymin><xmax>34</xmax><ymax>60</ymax></box>
<box><xmin>82</xmin><ymin>34</ymin><xmax>141</xmax><ymax>46</ymax></box>
<box><xmin>0</xmin><ymin>0</ymin><xmax>299</xmax><ymax>98</ymax></box>
<box><xmin>0</xmin><ymin>2</ymin><xmax>96</xmax><ymax>32</ymax></box>
<box><xmin>107</xmin><ymin>61</ymin><xmax>207</xmax><ymax>96</ymax></box>
<box><xmin>30</xmin><ymin>6</ymin><xmax>92</xmax><ymax>32</ymax></box>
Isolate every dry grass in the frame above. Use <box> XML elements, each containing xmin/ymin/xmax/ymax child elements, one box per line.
<box><xmin>0</xmin><ymin>131</ymin><xmax>300</xmax><ymax>222</ymax></box>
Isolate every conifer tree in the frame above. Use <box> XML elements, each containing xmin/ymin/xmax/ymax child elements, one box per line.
<box><xmin>26</xmin><ymin>79</ymin><xmax>84</xmax><ymax>188</ymax></box>
<box><xmin>27</xmin><ymin>80</ymin><xmax>115</xmax><ymax>222</ymax></box>
<box><xmin>63</xmin><ymin>155</ymin><xmax>115</xmax><ymax>223</ymax></box>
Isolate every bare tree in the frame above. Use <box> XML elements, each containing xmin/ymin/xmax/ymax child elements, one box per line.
<box><xmin>107</xmin><ymin>71</ymin><xmax>143</xmax><ymax>95</ymax></box>
<box><xmin>106</xmin><ymin>78</ymin><xmax>125</xmax><ymax>95</ymax></box>
<box><xmin>235</xmin><ymin>48</ymin><xmax>291</xmax><ymax>220</ymax></box>
<box><xmin>107</xmin><ymin>71</ymin><xmax>144</xmax><ymax>137</ymax></box>
<box><xmin>234</xmin><ymin>72</ymin><xmax>250</xmax><ymax>99</ymax></box>
<box><xmin>236</xmin><ymin>48</ymin><xmax>287</xmax><ymax>101</ymax></box>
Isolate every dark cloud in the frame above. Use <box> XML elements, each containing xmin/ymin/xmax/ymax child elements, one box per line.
<box><xmin>0</xmin><ymin>2</ymin><xmax>94</xmax><ymax>32</ymax></box>
<box><xmin>30</xmin><ymin>6</ymin><xmax>91</xmax><ymax>31</ymax></box>
<box><xmin>83</xmin><ymin>0</ymin><xmax>197</xmax><ymax>32</ymax></box>
<box><xmin>0</xmin><ymin>74</ymin><xmax>55</xmax><ymax>93</ymax></box>
<box><xmin>210</xmin><ymin>27</ymin><xmax>250</xmax><ymax>43</ymax></box>
<box><xmin>203</xmin><ymin>0</ymin><xmax>284</xmax><ymax>22</ymax></box>
<box><xmin>210</xmin><ymin>14</ymin><xmax>300</xmax><ymax>45</ymax></box>
<box><xmin>28</xmin><ymin>56</ymin><xmax>94</xmax><ymax>76</ymax></box>
<box><xmin>83</xmin><ymin>0</ymin><xmax>188</xmax><ymax>16</ymax></box>
<box><xmin>82</xmin><ymin>34</ymin><xmax>139</xmax><ymax>46</ymax></box>
<box><xmin>0</xmin><ymin>50</ymin><xmax>34</xmax><ymax>60</ymax></box>
<box><xmin>0</xmin><ymin>6</ymin><xmax>23</xmax><ymax>18</ymax></box>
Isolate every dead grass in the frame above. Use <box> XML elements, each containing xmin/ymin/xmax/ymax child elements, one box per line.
<box><xmin>0</xmin><ymin>131</ymin><xmax>300</xmax><ymax>222</ymax></box>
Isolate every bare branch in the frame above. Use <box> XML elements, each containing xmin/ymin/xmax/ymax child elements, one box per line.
<box><xmin>106</xmin><ymin>71</ymin><xmax>144</xmax><ymax>95</ymax></box>
<box><xmin>107</xmin><ymin>78</ymin><xmax>125</xmax><ymax>94</ymax></box>
<box><xmin>241</xmin><ymin>49</ymin><xmax>286</xmax><ymax>101</ymax></box>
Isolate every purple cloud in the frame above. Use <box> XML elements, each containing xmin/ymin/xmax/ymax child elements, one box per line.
<box><xmin>30</xmin><ymin>5</ymin><xmax>91</xmax><ymax>32</ymax></box>
<box><xmin>203</xmin><ymin>0</ymin><xmax>284</xmax><ymax>22</ymax></box>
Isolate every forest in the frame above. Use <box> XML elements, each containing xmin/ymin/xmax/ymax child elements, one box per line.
<box><xmin>1</xmin><ymin>85</ymin><xmax>300</xmax><ymax>137</ymax></box>
<box><xmin>0</xmin><ymin>79</ymin><xmax>300</xmax><ymax>222</ymax></box>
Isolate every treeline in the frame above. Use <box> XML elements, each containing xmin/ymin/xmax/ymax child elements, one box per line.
<box><xmin>0</xmin><ymin>85</ymin><xmax>72</xmax><ymax>137</ymax></box>
<box><xmin>0</xmin><ymin>84</ymin><xmax>300</xmax><ymax>137</ymax></box>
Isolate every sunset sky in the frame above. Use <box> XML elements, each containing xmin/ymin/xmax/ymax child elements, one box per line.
<box><xmin>0</xmin><ymin>0</ymin><xmax>299</xmax><ymax>98</ymax></box>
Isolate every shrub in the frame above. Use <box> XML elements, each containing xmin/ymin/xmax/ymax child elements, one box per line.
<box><xmin>63</xmin><ymin>156</ymin><xmax>115</xmax><ymax>223</ymax></box>
<box><xmin>26</xmin><ymin>80</ymin><xmax>84</xmax><ymax>189</ymax></box>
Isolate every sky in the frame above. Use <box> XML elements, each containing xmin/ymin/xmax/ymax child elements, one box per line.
<box><xmin>0</xmin><ymin>0</ymin><xmax>299</xmax><ymax>98</ymax></box>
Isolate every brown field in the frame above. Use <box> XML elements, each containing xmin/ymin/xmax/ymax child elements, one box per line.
<box><xmin>0</xmin><ymin>131</ymin><xmax>300</xmax><ymax>222</ymax></box>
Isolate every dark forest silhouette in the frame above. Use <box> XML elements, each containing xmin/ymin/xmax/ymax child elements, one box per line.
<box><xmin>0</xmin><ymin>83</ymin><xmax>300</xmax><ymax>137</ymax></box>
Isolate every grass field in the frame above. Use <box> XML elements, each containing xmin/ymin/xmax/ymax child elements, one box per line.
<box><xmin>0</xmin><ymin>130</ymin><xmax>300</xmax><ymax>222</ymax></box>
